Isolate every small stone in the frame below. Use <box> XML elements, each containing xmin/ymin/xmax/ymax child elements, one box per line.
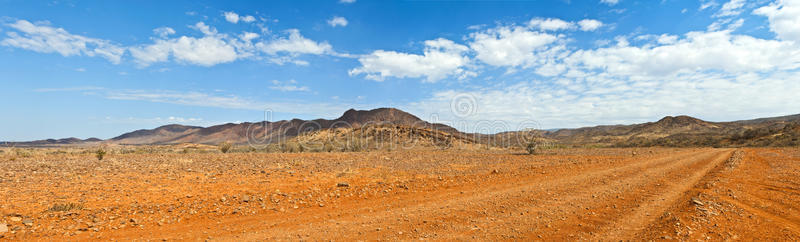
<box><xmin>0</xmin><ymin>223</ymin><xmax>8</xmax><ymax>233</ymax></box>
<box><xmin>22</xmin><ymin>219</ymin><xmax>33</xmax><ymax>226</ymax></box>
<box><xmin>242</xmin><ymin>195</ymin><xmax>251</xmax><ymax>203</ymax></box>
<box><xmin>9</xmin><ymin>217</ymin><xmax>21</xmax><ymax>222</ymax></box>
<box><xmin>492</xmin><ymin>169</ymin><xmax>500</xmax><ymax>174</ymax></box>
<box><xmin>691</xmin><ymin>197</ymin><xmax>704</xmax><ymax>206</ymax></box>
<box><xmin>337</xmin><ymin>182</ymin><xmax>349</xmax><ymax>187</ymax></box>
<box><xmin>220</xmin><ymin>197</ymin><xmax>227</xmax><ymax>202</ymax></box>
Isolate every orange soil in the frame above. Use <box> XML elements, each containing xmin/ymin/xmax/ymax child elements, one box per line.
<box><xmin>0</xmin><ymin>148</ymin><xmax>798</xmax><ymax>240</ymax></box>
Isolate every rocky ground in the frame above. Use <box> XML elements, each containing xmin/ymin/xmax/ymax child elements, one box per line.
<box><xmin>0</xmin><ymin>147</ymin><xmax>798</xmax><ymax>240</ymax></box>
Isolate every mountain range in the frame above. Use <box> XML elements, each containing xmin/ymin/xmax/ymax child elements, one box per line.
<box><xmin>5</xmin><ymin>108</ymin><xmax>800</xmax><ymax>147</ymax></box>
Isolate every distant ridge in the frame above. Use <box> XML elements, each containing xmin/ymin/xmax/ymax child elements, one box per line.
<box><xmin>6</xmin><ymin>109</ymin><xmax>800</xmax><ymax>147</ymax></box>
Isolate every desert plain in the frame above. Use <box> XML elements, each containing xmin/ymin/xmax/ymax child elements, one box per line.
<box><xmin>1</xmin><ymin>146</ymin><xmax>798</xmax><ymax>241</ymax></box>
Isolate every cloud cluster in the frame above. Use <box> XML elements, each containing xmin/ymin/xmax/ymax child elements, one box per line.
<box><xmin>350</xmin><ymin>17</ymin><xmax>603</xmax><ymax>81</ymax></box>
<box><xmin>223</xmin><ymin>11</ymin><xmax>256</xmax><ymax>24</ymax></box>
<box><xmin>3</xmin><ymin>17</ymin><xmax>340</xmax><ymax>67</ymax></box>
<box><xmin>1</xmin><ymin>20</ymin><xmax>125</xmax><ymax>63</ymax></box>
<box><xmin>755</xmin><ymin>0</ymin><xmax>800</xmax><ymax>43</ymax></box>
<box><xmin>528</xmin><ymin>18</ymin><xmax>604</xmax><ymax>31</ymax></box>
<box><xmin>349</xmin><ymin>38</ymin><xmax>472</xmax><ymax>82</ymax></box>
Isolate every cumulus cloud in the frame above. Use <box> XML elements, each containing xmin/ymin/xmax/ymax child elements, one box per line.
<box><xmin>469</xmin><ymin>26</ymin><xmax>558</xmax><ymax>67</ymax></box>
<box><xmin>327</xmin><ymin>16</ymin><xmax>348</xmax><ymax>27</ymax></box>
<box><xmin>129</xmin><ymin>22</ymin><xmax>245</xmax><ymax>67</ymax></box>
<box><xmin>577</xmin><ymin>19</ymin><xmax>604</xmax><ymax>31</ymax></box>
<box><xmin>528</xmin><ymin>18</ymin><xmax>574</xmax><ymax>31</ymax></box>
<box><xmin>223</xmin><ymin>11</ymin><xmax>255</xmax><ymax>24</ymax></box>
<box><xmin>257</xmin><ymin>29</ymin><xmax>333</xmax><ymax>55</ymax></box>
<box><xmin>241</xmin><ymin>15</ymin><xmax>256</xmax><ymax>23</ymax></box>
<box><xmin>553</xmin><ymin>30</ymin><xmax>800</xmax><ymax>78</ymax></box>
<box><xmin>754</xmin><ymin>0</ymin><xmax>800</xmax><ymax>43</ymax></box>
<box><xmin>410</xmin><ymin>70</ymin><xmax>800</xmax><ymax>130</ymax></box>
<box><xmin>349</xmin><ymin>38</ymin><xmax>472</xmax><ymax>82</ymax></box>
<box><xmin>1</xmin><ymin>20</ymin><xmax>125</xmax><ymax>64</ymax></box>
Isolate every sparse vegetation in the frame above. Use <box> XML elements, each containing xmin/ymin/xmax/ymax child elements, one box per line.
<box><xmin>526</xmin><ymin>139</ymin><xmax>538</xmax><ymax>155</ymax></box>
<box><xmin>96</xmin><ymin>148</ymin><xmax>107</xmax><ymax>160</ymax></box>
<box><xmin>48</xmin><ymin>202</ymin><xmax>84</xmax><ymax>212</ymax></box>
<box><xmin>219</xmin><ymin>141</ymin><xmax>232</xmax><ymax>153</ymax></box>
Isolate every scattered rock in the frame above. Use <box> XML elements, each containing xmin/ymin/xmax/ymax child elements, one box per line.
<box><xmin>242</xmin><ymin>195</ymin><xmax>251</xmax><ymax>203</ymax></box>
<box><xmin>220</xmin><ymin>196</ymin><xmax>227</xmax><ymax>203</ymax></box>
<box><xmin>492</xmin><ymin>169</ymin><xmax>500</xmax><ymax>174</ymax></box>
<box><xmin>9</xmin><ymin>217</ymin><xmax>22</xmax><ymax>222</ymax></box>
<box><xmin>22</xmin><ymin>218</ymin><xmax>33</xmax><ymax>226</ymax></box>
<box><xmin>0</xmin><ymin>223</ymin><xmax>8</xmax><ymax>234</ymax></box>
<box><xmin>337</xmin><ymin>182</ymin><xmax>350</xmax><ymax>187</ymax></box>
<box><xmin>691</xmin><ymin>197</ymin><xmax>704</xmax><ymax>206</ymax></box>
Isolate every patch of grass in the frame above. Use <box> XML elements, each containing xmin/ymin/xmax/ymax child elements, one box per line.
<box><xmin>48</xmin><ymin>202</ymin><xmax>84</xmax><ymax>212</ymax></box>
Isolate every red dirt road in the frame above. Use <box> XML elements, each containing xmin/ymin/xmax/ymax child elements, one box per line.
<box><xmin>1</xmin><ymin>148</ymin><xmax>798</xmax><ymax>240</ymax></box>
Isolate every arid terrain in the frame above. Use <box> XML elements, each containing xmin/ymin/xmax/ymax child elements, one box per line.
<box><xmin>1</xmin><ymin>146</ymin><xmax>798</xmax><ymax>240</ymax></box>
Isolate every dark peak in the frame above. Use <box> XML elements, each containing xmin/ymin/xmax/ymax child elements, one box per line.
<box><xmin>657</xmin><ymin>115</ymin><xmax>706</xmax><ymax>124</ymax></box>
<box><xmin>336</xmin><ymin>108</ymin><xmax>423</xmax><ymax>125</ymax></box>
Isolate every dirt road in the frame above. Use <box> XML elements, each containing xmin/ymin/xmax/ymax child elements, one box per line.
<box><xmin>2</xmin><ymin>147</ymin><xmax>798</xmax><ymax>240</ymax></box>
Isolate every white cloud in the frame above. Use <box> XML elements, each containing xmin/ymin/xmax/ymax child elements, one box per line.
<box><xmin>577</xmin><ymin>19</ymin><xmax>604</xmax><ymax>31</ymax></box>
<box><xmin>715</xmin><ymin>0</ymin><xmax>746</xmax><ymax>17</ymax></box>
<box><xmin>153</xmin><ymin>27</ymin><xmax>176</xmax><ymax>38</ymax></box>
<box><xmin>223</xmin><ymin>11</ymin><xmax>240</xmax><ymax>23</ymax></box>
<box><xmin>270</xmin><ymin>80</ymin><xmax>311</xmax><ymax>92</ymax></box>
<box><xmin>410</xmin><ymin>70</ymin><xmax>800</xmax><ymax>130</ymax></box>
<box><xmin>600</xmin><ymin>0</ymin><xmax>620</xmax><ymax>6</ymax></box>
<box><xmin>469</xmin><ymin>26</ymin><xmax>558</xmax><ymax>67</ymax></box>
<box><xmin>258</xmin><ymin>29</ymin><xmax>333</xmax><ymax>55</ymax></box>
<box><xmin>700</xmin><ymin>0</ymin><xmax>719</xmax><ymax>10</ymax></box>
<box><xmin>528</xmin><ymin>18</ymin><xmax>574</xmax><ymax>31</ymax></box>
<box><xmin>327</xmin><ymin>16</ymin><xmax>349</xmax><ymax>27</ymax></box>
<box><xmin>553</xmin><ymin>30</ymin><xmax>800</xmax><ymax>78</ymax></box>
<box><xmin>349</xmin><ymin>38</ymin><xmax>472</xmax><ymax>82</ymax></box>
<box><xmin>754</xmin><ymin>0</ymin><xmax>800</xmax><ymax>43</ymax></box>
<box><xmin>129</xmin><ymin>22</ymin><xmax>242</xmax><ymax>67</ymax></box>
<box><xmin>1</xmin><ymin>20</ymin><xmax>125</xmax><ymax>64</ymax></box>
<box><xmin>255</xmin><ymin>29</ymin><xmax>338</xmax><ymax>65</ymax></box>
<box><xmin>339</xmin><ymin>0</ymin><xmax>356</xmax><ymax>3</ymax></box>
<box><xmin>223</xmin><ymin>11</ymin><xmax>256</xmax><ymax>24</ymax></box>
<box><xmin>241</xmin><ymin>15</ymin><xmax>256</xmax><ymax>23</ymax></box>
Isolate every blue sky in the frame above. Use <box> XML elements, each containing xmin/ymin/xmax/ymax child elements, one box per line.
<box><xmin>1</xmin><ymin>0</ymin><xmax>800</xmax><ymax>141</ymax></box>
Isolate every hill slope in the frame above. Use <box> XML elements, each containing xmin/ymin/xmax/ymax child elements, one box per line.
<box><xmin>110</xmin><ymin>108</ymin><xmax>456</xmax><ymax>145</ymax></box>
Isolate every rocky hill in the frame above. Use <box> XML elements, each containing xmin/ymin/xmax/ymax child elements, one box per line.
<box><xmin>542</xmin><ymin>114</ymin><xmax>800</xmax><ymax>147</ymax></box>
<box><xmin>110</xmin><ymin>108</ymin><xmax>456</xmax><ymax>145</ymax></box>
